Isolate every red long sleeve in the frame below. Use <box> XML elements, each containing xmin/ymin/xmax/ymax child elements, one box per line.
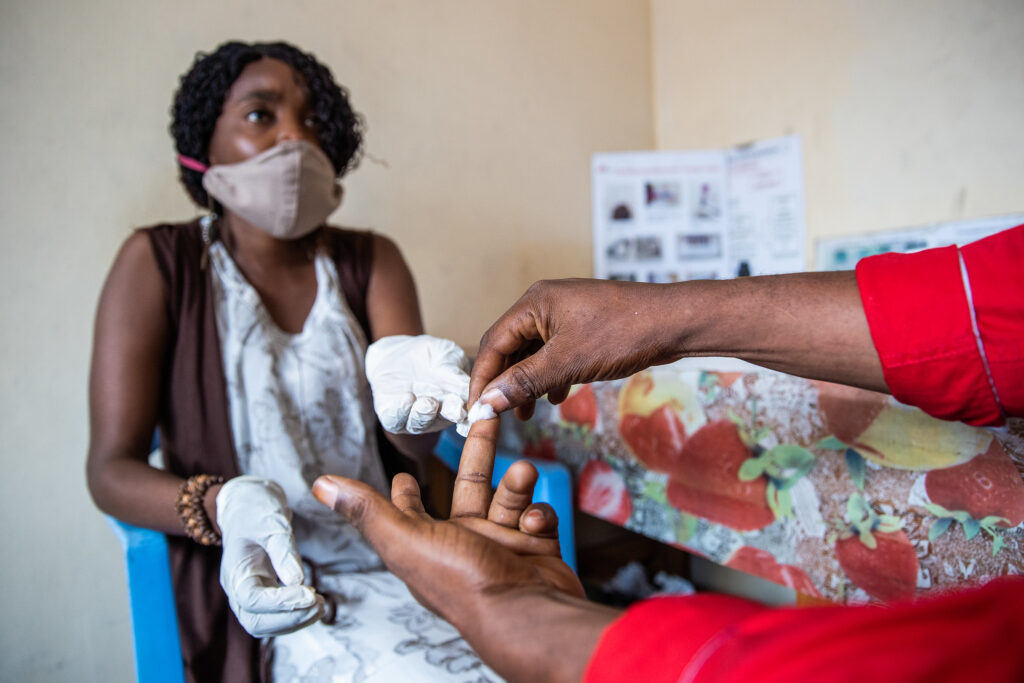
<box><xmin>584</xmin><ymin>577</ymin><xmax>1024</xmax><ymax>683</ymax></box>
<box><xmin>583</xmin><ymin>594</ymin><xmax>766</xmax><ymax>683</ymax></box>
<box><xmin>855</xmin><ymin>224</ymin><xmax>1024</xmax><ymax>426</ymax></box>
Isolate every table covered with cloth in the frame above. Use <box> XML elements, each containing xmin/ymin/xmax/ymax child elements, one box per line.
<box><xmin>499</xmin><ymin>360</ymin><xmax>1024</xmax><ymax>603</ymax></box>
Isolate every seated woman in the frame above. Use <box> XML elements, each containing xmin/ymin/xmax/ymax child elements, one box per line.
<box><xmin>86</xmin><ymin>40</ymin><xmax>489</xmax><ymax>683</ymax></box>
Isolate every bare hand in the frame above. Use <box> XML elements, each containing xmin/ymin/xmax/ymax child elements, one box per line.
<box><xmin>470</xmin><ymin>279</ymin><xmax>682</xmax><ymax>419</ymax></box>
<box><xmin>312</xmin><ymin>418</ymin><xmax>584</xmax><ymax>628</ymax></box>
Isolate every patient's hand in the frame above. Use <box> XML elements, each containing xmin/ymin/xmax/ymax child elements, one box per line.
<box><xmin>313</xmin><ymin>417</ymin><xmax>583</xmax><ymax>615</ymax></box>
<box><xmin>313</xmin><ymin>418</ymin><xmax>613</xmax><ymax>683</ymax></box>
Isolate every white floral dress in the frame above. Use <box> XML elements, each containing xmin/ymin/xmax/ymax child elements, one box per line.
<box><xmin>209</xmin><ymin>241</ymin><xmax>500</xmax><ymax>683</ymax></box>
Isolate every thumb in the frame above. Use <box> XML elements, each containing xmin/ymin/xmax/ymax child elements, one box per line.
<box><xmin>312</xmin><ymin>475</ymin><xmax>413</xmax><ymax>548</ymax></box>
<box><xmin>476</xmin><ymin>346</ymin><xmax>564</xmax><ymax>415</ymax></box>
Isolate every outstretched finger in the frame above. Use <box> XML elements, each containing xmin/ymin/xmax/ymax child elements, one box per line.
<box><xmin>449</xmin><ymin>417</ymin><xmax>500</xmax><ymax>520</ymax></box>
<box><xmin>487</xmin><ymin>460</ymin><xmax>539</xmax><ymax>528</ymax></box>
<box><xmin>390</xmin><ymin>473</ymin><xmax>431</xmax><ymax>520</ymax></box>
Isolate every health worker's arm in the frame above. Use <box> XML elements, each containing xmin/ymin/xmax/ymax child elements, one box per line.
<box><xmin>470</xmin><ymin>271</ymin><xmax>885</xmax><ymax>421</ymax></box>
<box><xmin>470</xmin><ymin>225</ymin><xmax>1024</xmax><ymax>428</ymax></box>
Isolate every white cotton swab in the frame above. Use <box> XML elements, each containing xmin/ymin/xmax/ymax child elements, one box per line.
<box><xmin>456</xmin><ymin>401</ymin><xmax>497</xmax><ymax>436</ymax></box>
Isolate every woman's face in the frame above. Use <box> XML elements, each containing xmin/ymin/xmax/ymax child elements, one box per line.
<box><xmin>207</xmin><ymin>57</ymin><xmax>321</xmax><ymax>166</ymax></box>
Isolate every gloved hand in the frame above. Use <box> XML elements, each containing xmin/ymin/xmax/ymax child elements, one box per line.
<box><xmin>217</xmin><ymin>476</ymin><xmax>324</xmax><ymax>637</ymax></box>
<box><xmin>365</xmin><ymin>334</ymin><xmax>471</xmax><ymax>435</ymax></box>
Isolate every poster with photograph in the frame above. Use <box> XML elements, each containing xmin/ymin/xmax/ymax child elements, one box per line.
<box><xmin>815</xmin><ymin>212</ymin><xmax>1024</xmax><ymax>271</ymax></box>
<box><xmin>592</xmin><ymin>149</ymin><xmax>728</xmax><ymax>283</ymax></box>
<box><xmin>592</xmin><ymin>135</ymin><xmax>806</xmax><ymax>282</ymax></box>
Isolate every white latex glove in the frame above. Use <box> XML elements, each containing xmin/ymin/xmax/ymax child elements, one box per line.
<box><xmin>216</xmin><ymin>476</ymin><xmax>325</xmax><ymax>637</ymax></box>
<box><xmin>365</xmin><ymin>334</ymin><xmax>471</xmax><ymax>435</ymax></box>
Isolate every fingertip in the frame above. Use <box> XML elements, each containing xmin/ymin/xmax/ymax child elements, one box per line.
<box><xmin>390</xmin><ymin>473</ymin><xmax>427</xmax><ymax>516</ymax></box>
<box><xmin>514</xmin><ymin>400</ymin><xmax>535</xmax><ymax>421</ymax></box>
<box><xmin>408</xmin><ymin>395</ymin><xmax>441</xmax><ymax>431</ymax></box>
<box><xmin>282</xmin><ymin>585</ymin><xmax>321</xmax><ymax>612</ymax></box>
<box><xmin>520</xmin><ymin>503</ymin><xmax>559</xmax><ymax>536</ymax></box>
<box><xmin>547</xmin><ymin>384</ymin><xmax>571</xmax><ymax>405</ymax></box>
<box><xmin>279</xmin><ymin>560</ymin><xmax>305</xmax><ymax>587</ymax></box>
<box><xmin>478</xmin><ymin>387</ymin><xmax>511</xmax><ymax>414</ymax></box>
<box><xmin>440</xmin><ymin>394</ymin><xmax>467</xmax><ymax>423</ymax></box>
<box><xmin>312</xmin><ymin>476</ymin><xmax>341</xmax><ymax>510</ymax></box>
<box><xmin>376</xmin><ymin>391</ymin><xmax>416</xmax><ymax>432</ymax></box>
<box><xmin>523</xmin><ymin>508</ymin><xmax>546</xmax><ymax>530</ymax></box>
<box><xmin>506</xmin><ymin>458</ymin><xmax>538</xmax><ymax>485</ymax></box>
<box><xmin>390</xmin><ymin>472</ymin><xmax>421</xmax><ymax>498</ymax></box>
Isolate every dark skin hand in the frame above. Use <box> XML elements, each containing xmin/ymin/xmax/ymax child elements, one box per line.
<box><xmin>469</xmin><ymin>274</ymin><xmax>888</xmax><ymax>420</ymax></box>
<box><xmin>313</xmin><ymin>418</ymin><xmax>618</xmax><ymax>683</ymax></box>
<box><xmin>87</xmin><ymin>56</ymin><xmax>434</xmax><ymax>533</ymax></box>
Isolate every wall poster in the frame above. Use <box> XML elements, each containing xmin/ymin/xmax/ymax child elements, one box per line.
<box><xmin>816</xmin><ymin>213</ymin><xmax>1024</xmax><ymax>270</ymax></box>
<box><xmin>592</xmin><ymin>135</ymin><xmax>805</xmax><ymax>283</ymax></box>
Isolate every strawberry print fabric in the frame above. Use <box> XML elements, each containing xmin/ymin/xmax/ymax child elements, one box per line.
<box><xmin>507</xmin><ymin>368</ymin><xmax>1024</xmax><ymax>604</ymax></box>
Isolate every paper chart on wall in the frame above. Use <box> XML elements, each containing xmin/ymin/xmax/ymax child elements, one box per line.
<box><xmin>591</xmin><ymin>135</ymin><xmax>806</xmax><ymax>283</ymax></box>
<box><xmin>726</xmin><ymin>135</ymin><xmax>806</xmax><ymax>277</ymax></box>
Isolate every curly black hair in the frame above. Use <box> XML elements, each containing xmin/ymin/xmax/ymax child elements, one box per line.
<box><xmin>170</xmin><ymin>40</ymin><xmax>364</xmax><ymax>207</ymax></box>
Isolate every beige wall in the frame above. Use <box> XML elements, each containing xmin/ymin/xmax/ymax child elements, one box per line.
<box><xmin>651</xmin><ymin>0</ymin><xmax>1024</xmax><ymax>259</ymax></box>
<box><xmin>0</xmin><ymin>1</ymin><xmax>652</xmax><ymax>679</ymax></box>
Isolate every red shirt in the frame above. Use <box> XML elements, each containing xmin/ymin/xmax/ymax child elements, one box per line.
<box><xmin>585</xmin><ymin>226</ymin><xmax>1024</xmax><ymax>682</ymax></box>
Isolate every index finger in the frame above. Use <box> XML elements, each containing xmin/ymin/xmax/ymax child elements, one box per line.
<box><xmin>449</xmin><ymin>417</ymin><xmax>501</xmax><ymax>520</ymax></box>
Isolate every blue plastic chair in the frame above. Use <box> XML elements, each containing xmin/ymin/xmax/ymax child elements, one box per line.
<box><xmin>105</xmin><ymin>516</ymin><xmax>185</xmax><ymax>683</ymax></box>
<box><xmin>433</xmin><ymin>426</ymin><xmax>577</xmax><ymax>572</ymax></box>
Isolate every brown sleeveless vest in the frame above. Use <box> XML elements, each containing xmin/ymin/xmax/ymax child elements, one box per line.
<box><xmin>145</xmin><ymin>220</ymin><xmax>409</xmax><ymax>682</ymax></box>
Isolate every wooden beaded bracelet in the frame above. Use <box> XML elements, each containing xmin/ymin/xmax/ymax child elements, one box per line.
<box><xmin>175</xmin><ymin>474</ymin><xmax>225</xmax><ymax>546</ymax></box>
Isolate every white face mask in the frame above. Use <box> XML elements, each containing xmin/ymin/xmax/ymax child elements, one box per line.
<box><xmin>182</xmin><ymin>140</ymin><xmax>343</xmax><ymax>239</ymax></box>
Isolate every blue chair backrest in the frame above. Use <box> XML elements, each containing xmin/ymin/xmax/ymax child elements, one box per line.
<box><xmin>105</xmin><ymin>516</ymin><xmax>185</xmax><ymax>683</ymax></box>
<box><xmin>433</xmin><ymin>426</ymin><xmax>577</xmax><ymax>572</ymax></box>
